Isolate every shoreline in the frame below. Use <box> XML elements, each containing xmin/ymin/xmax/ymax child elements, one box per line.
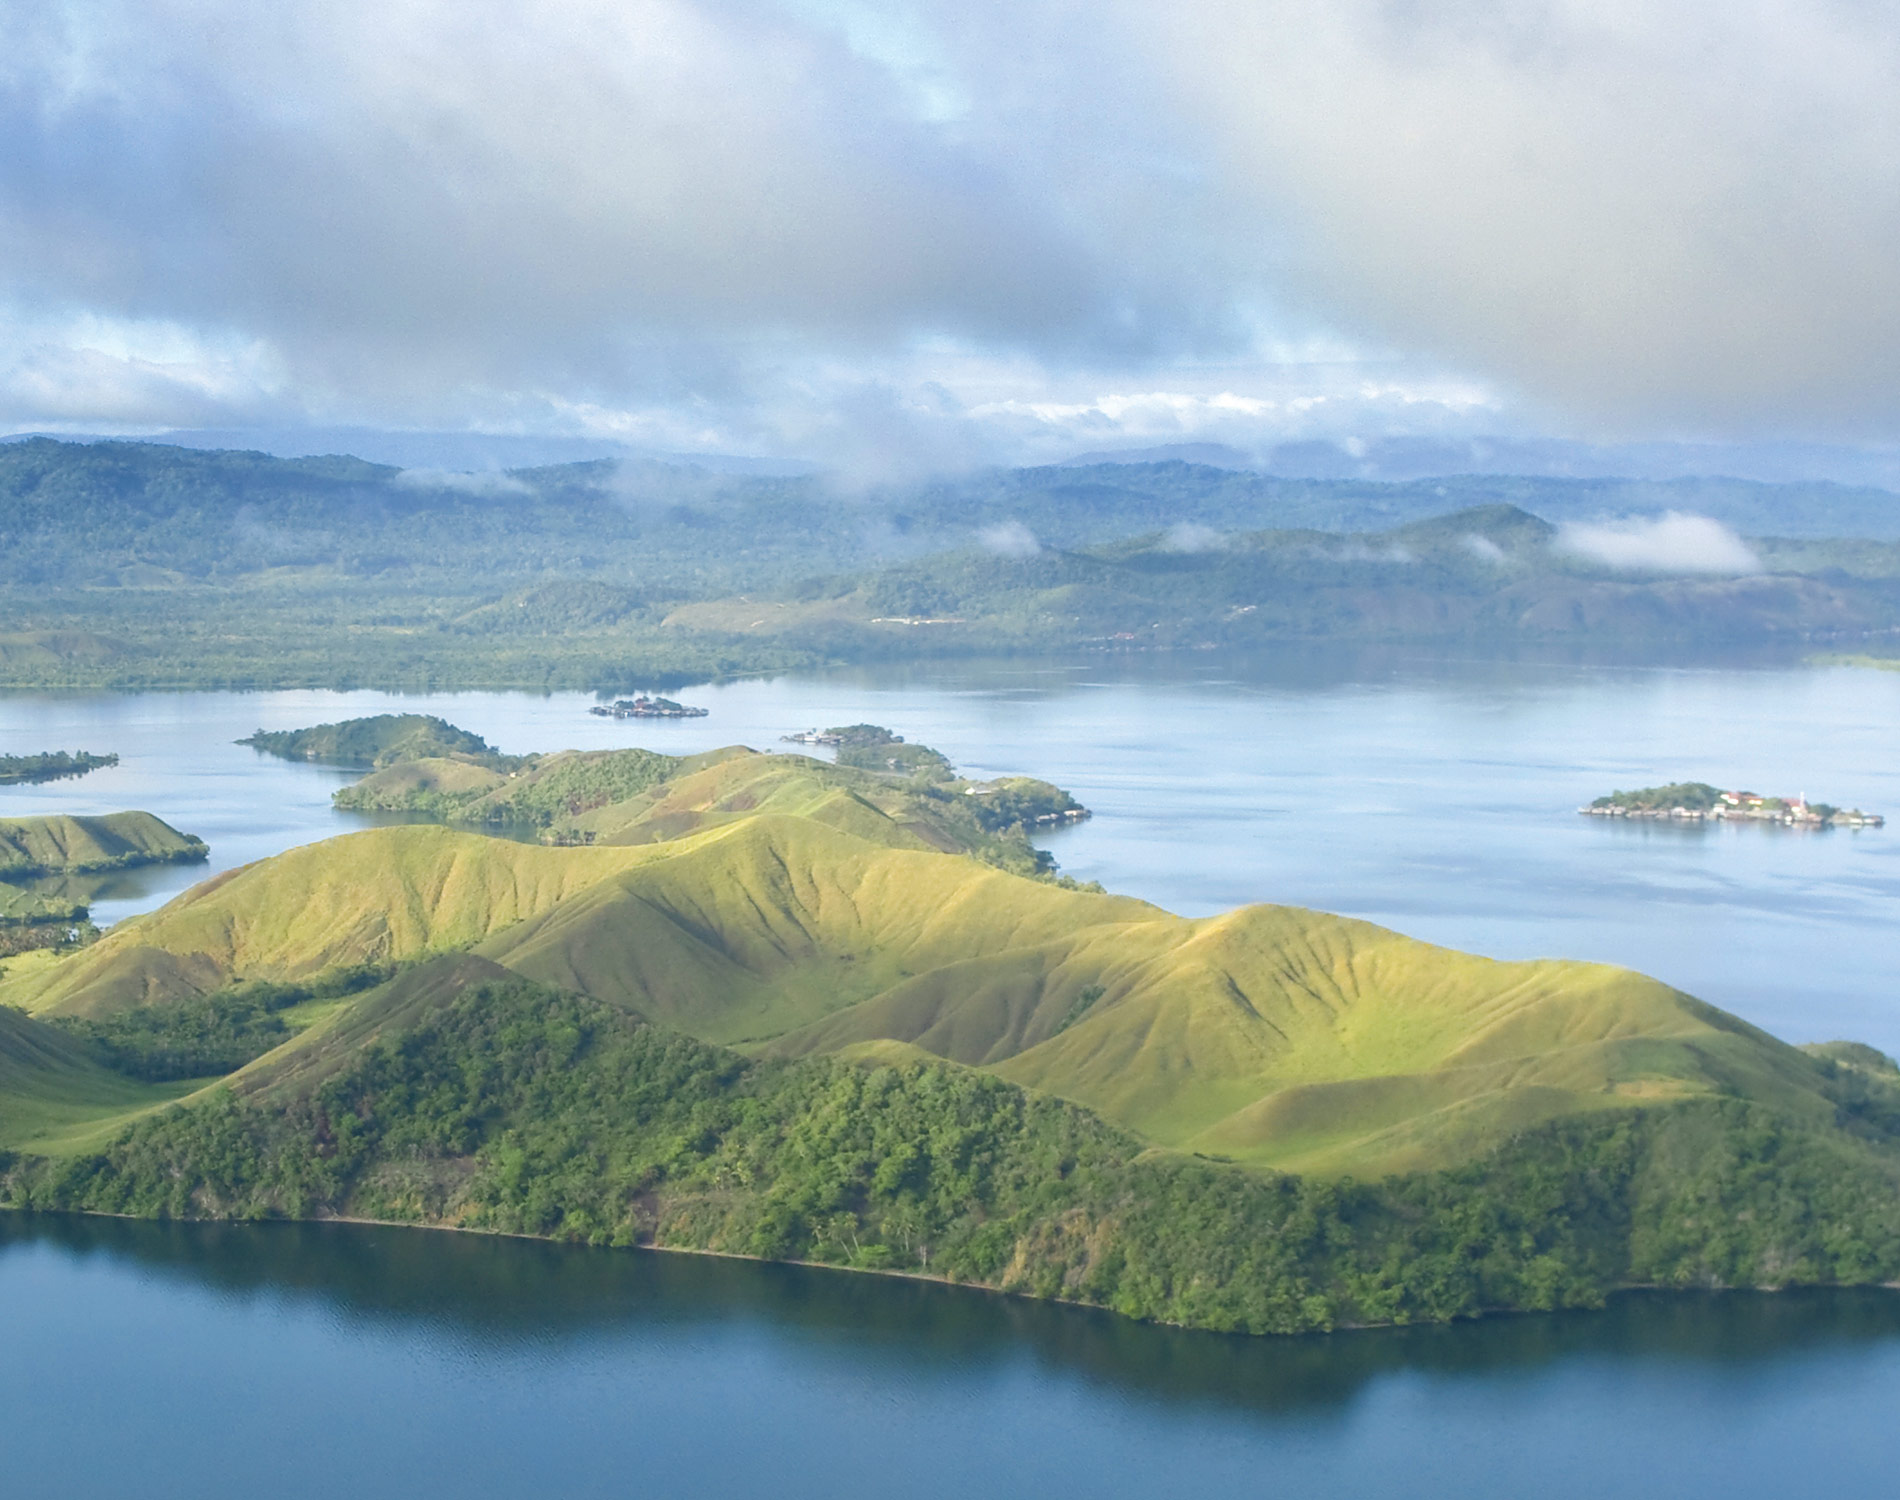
<box><xmin>7</xmin><ymin>1202</ymin><xmax>1897</xmax><ymax>1340</ymax></box>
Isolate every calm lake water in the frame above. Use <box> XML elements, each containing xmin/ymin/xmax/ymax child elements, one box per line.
<box><xmin>3</xmin><ymin>649</ymin><xmax>1899</xmax><ymax>1495</ymax></box>
<box><xmin>4</xmin><ymin>1215</ymin><xmax>1900</xmax><ymax>1499</ymax></box>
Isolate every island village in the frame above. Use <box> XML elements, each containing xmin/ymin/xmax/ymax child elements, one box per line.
<box><xmin>1583</xmin><ymin>784</ymin><xmax>1884</xmax><ymax>828</ymax></box>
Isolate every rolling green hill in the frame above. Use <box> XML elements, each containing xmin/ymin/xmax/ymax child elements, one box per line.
<box><xmin>331</xmin><ymin>729</ymin><xmax>1082</xmax><ymax>878</ymax></box>
<box><xmin>0</xmin><ymin>812</ymin><xmax>207</xmax><ymax>879</ymax></box>
<box><xmin>334</xmin><ymin>746</ymin><xmax>679</xmax><ymax>825</ymax></box>
<box><xmin>7</xmin><ymin>968</ymin><xmax>1899</xmax><ymax>1335</ymax></box>
<box><xmin>239</xmin><ymin>713</ymin><xmax>506</xmax><ymax>769</ymax></box>
<box><xmin>1</xmin><ymin>807</ymin><xmax>1876</xmax><ymax>1178</ymax></box>
<box><xmin>6</xmin><ymin>761</ymin><xmax>1900</xmax><ymax>1334</ymax></box>
<box><xmin>0</xmin><ymin>1005</ymin><xmax>202</xmax><ymax>1153</ymax></box>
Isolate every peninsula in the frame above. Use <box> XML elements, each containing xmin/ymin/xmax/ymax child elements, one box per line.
<box><xmin>3</xmin><ymin>725</ymin><xmax>1898</xmax><ymax>1339</ymax></box>
<box><xmin>0</xmin><ymin>811</ymin><xmax>208</xmax><ymax>879</ymax></box>
<box><xmin>1584</xmin><ymin>782</ymin><xmax>1884</xmax><ymax>827</ymax></box>
<box><xmin>0</xmin><ymin>811</ymin><xmax>209</xmax><ymax>958</ymax></box>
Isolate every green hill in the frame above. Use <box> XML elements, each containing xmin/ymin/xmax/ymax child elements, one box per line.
<box><xmin>0</xmin><ymin>1005</ymin><xmax>201</xmax><ymax>1153</ymax></box>
<box><xmin>239</xmin><ymin>713</ymin><xmax>505</xmax><ymax>769</ymax></box>
<box><xmin>7</xmin><ymin>969</ymin><xmax>1899</xmax><ymax>1335</ymax></box>
<box><xmin>0</xmin><ymin>827</ymin><xmax>661</xmax><ymax>1017</ymax></box>
<box><xmin>335</xmin><ymin>746</ymin><xmax>679</xmax><ymax>826</ymax></box>
<box><xmin>0</xmin><ymin>812</ymin><xmax>207</xmax><ymax>879</ymax></box>
<box><xmin>7</xmin><ymin>779</ymin><xmax>1900</xmax><ymax>1334</ymax></box>
<box><xmin>332</xmin><ymin>736</ymin><xmax>1082</xmax><ymax>876</ymax></box>
<box><xmin>2</xmin><ymin>809</ymin><xmax>1877</xmax><ymax>1178</ymax></box>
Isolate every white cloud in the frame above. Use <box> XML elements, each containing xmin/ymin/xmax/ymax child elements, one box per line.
<box><xmin>1462</xmin><ymin>534</ymin><xmax>1507</xmax><ymax>564</ymax></box>
<box><xmin>2</xmin><ymin>1</ymin><xmax>1899</xmax><ymax>460</ymax></box>
<box><xmin>393</xmin><ymin>468</ymin><xmax>530</xmax><ymax>497</ymax></box>
<box><xmin>978</xmin><ymin>520</ymin><xmax>1041</xmax><ymax>557</ymax></box>
<box><xmin>1164</xmin><ymin>522</ymin><xmax>1224</xmax><ymax>553</ymax></box>
<box><xmin>0</xmin><ymin>307</ymin><xmax>285</xmax><ymax>428</ymax></box>
<box><xmin>1557</xmin><ymin>513</ymin><xmax>1761</xmax><ymax>574</ymax></box>
<box><xmin>1142</xmin><ymin>1</ymin><xmax>1900</xmax><ymax>434</ymax></box>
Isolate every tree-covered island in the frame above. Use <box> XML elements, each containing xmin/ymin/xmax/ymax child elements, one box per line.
<box><xmin>1584</xmin><ymin>783</ymin><xmax>1884</xmax><ymax>827</ymax></box>
<box><xmin>0</xmin><ymin>752</ymin><xmax>118</xmax><ymax>786</ymax></box>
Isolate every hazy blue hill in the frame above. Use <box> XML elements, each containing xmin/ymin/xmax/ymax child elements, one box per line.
<box><xmin>6</xmin><ymin>437</ymin><xmax>1900</xmax><ymax>689</ymax></box>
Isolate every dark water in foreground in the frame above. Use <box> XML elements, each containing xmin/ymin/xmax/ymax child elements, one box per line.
<box><xmin>3</xmin><ymin>1216</ymin><xmax>1898</xmax><ymax>1499</ymax></box>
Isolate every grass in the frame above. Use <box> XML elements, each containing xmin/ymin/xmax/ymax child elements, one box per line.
<box><xmin>0</xmin><ymin>1007</ymin><xmax>206</xmax><ymax>1153</ymax></box>
<box><xmin>0</xmin><ymin>811</ymin><xmax>207</xmax><ymax>878</ymax></box>
<box><xmin>1</xmin><ymin>798</ymin><xmax>1871</xmax><ymax>1177</ymax></box>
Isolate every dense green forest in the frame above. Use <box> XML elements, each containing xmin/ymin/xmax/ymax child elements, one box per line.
<box><xmin>0</xmin><ymin>751</ymin><xmax>117</xmax><ymax>785</ymax></box>
<box><xmin>9</xmin><ymin>977</ymin><xmax>1900</xmax><ymax>1333</ymax></box>
<box><xmin>2</xmin><ymin>439</ymin><xmax>1899</xmax><ymax>689</ymax></box>
<box><xmin>240</xmin><ymin>714</ymin><xmax>509</xmax><ymax>769</ymax></box>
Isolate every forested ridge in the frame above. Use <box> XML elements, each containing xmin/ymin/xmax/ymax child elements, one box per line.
<box><xmin>6</xmin><ymin>439</ymin><xmax>1900</xmax><ymax>689</ymax></box>
<box><xmin>10</xmin><ymin>980</ymin><xmax>1900</xmax><ymax>1335</ymax></box>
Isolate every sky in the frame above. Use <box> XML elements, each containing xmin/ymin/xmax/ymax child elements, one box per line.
<box><xmin>3</xmin><ymin>1</ymin><xmax>1899</xmax><ymax>478</ymax></box>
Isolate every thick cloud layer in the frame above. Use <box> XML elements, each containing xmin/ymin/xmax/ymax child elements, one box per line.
<box><xmin>1154</xmin><ymin>1</ymin><xmax>1900</xmax><ymax>433</ymax></box>
<box><xmin>2</xmin><ymin>1</ymin><xmax>1898</xmax><ymax>464</ymax></box>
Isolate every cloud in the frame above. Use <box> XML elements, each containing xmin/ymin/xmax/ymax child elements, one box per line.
<box><xmin>0</xmin><ymin>1</ymin><xmax>1110</xmax><ymax>414</ymax></box>
<box><xmin>392</xmin><ymin>468</ymin><xmax>531</xmax><ymax>497</ymax></box>
<box><xmin>1557</xmin><ymin>513</ymin><xmax>1761</xmax><ymax>574</ymax></box>
<box><xmin>0</xmin><ymin>308</ymin><xmax>285</xmax><ymax>428</ymax></box>
<box><xmin>2</xmin><ymin>1</ymin><xmax>1899</xmax><ymax>461</ymax></box>
<box><xmin>978</xmin><ymin>520</ymin><xmax>1041</xmax><ymax>558</ymax></box>
<box><xmin>1462</xmin><ymin>534</ymin><xmax>1507</xmax><ymax>564</ymax></box>
<box><xmin>1163</xmin><ymin>522</ymin><xmax>1224</xmax><ymax>553</ymax></box>
<box><xmin>1143</xmin><ymin>1</ymin><xmax>1900</xmax><ymax>435</ymax></box>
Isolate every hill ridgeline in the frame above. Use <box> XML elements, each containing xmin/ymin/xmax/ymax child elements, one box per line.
<box><xmin>3</xmin><ymin>720</ymin><xmax>1898</xmax><ymax>1334</ymax></box>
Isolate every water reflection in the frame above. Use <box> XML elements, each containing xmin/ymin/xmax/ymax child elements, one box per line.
<box><xmin>10</xmin><ymin>1213</ymin><xmax>1899</xmax><ymax>1423</ymax></box>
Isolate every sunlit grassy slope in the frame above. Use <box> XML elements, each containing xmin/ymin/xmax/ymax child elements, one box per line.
<box><xmin>0</xmin><ymin>811</ymin><xmax>206</xmax><ymax>877</ymax></box>
<box><xmin>0</xmin><ymin>1005</ymin><xmax>201</xmax><ymax>1152</ymax></box>
<box><xmin>338</xmin><ymin>743</ymin><xmax>1070</xmax><ymax>872</ymax></box>
<box><xmin>0</xmin><ymin>828</ymin><xmax>662</xmax><ymax>1016</ymax></box>
<box><xmin>1</xmin><ymin>800</ymin><xmax>1859</xmax><ymax>1176</ymax></box>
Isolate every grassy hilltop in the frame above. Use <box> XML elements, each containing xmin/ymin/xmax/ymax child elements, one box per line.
<box><xmin>3</xmin><ymin>729</ymin><xmax>1899</xmax><ymax>1332</ymax></box>
<box><xmin>0</xmin><ymin>812</ymin><xmax>207</xmax><ymax>879</ymax></box>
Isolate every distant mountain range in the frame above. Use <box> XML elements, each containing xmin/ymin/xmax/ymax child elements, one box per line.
<box><xmin>18</xmin><ymin>425</ymin><xmax>1900</xmax><ymax>492</ymax></box>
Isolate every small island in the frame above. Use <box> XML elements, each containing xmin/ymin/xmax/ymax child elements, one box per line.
<box><xmin>1583</xmin><ymin>782</ymin><xmax>1883</xmax><ymax>828</ymax></box>
<box><xmin>0</xmin><ymin>751</ymin><xmax>118</xmax><ymax>786</ymax></box>
<box><xmin>240</xmin><ymin>714</ymin><xmax>506</xmax><ymax>770</ymax></box>
<box><xmin>590</xmin><ymin>696</ymin><xmax>708</xmax><ymax>719</ymax></box>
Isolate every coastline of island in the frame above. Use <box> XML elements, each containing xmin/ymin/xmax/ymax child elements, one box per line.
<box><xmin>1583</xmin><ymin>782</ymin><xmax>1883</xmax><ymax>828</ymax></box>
